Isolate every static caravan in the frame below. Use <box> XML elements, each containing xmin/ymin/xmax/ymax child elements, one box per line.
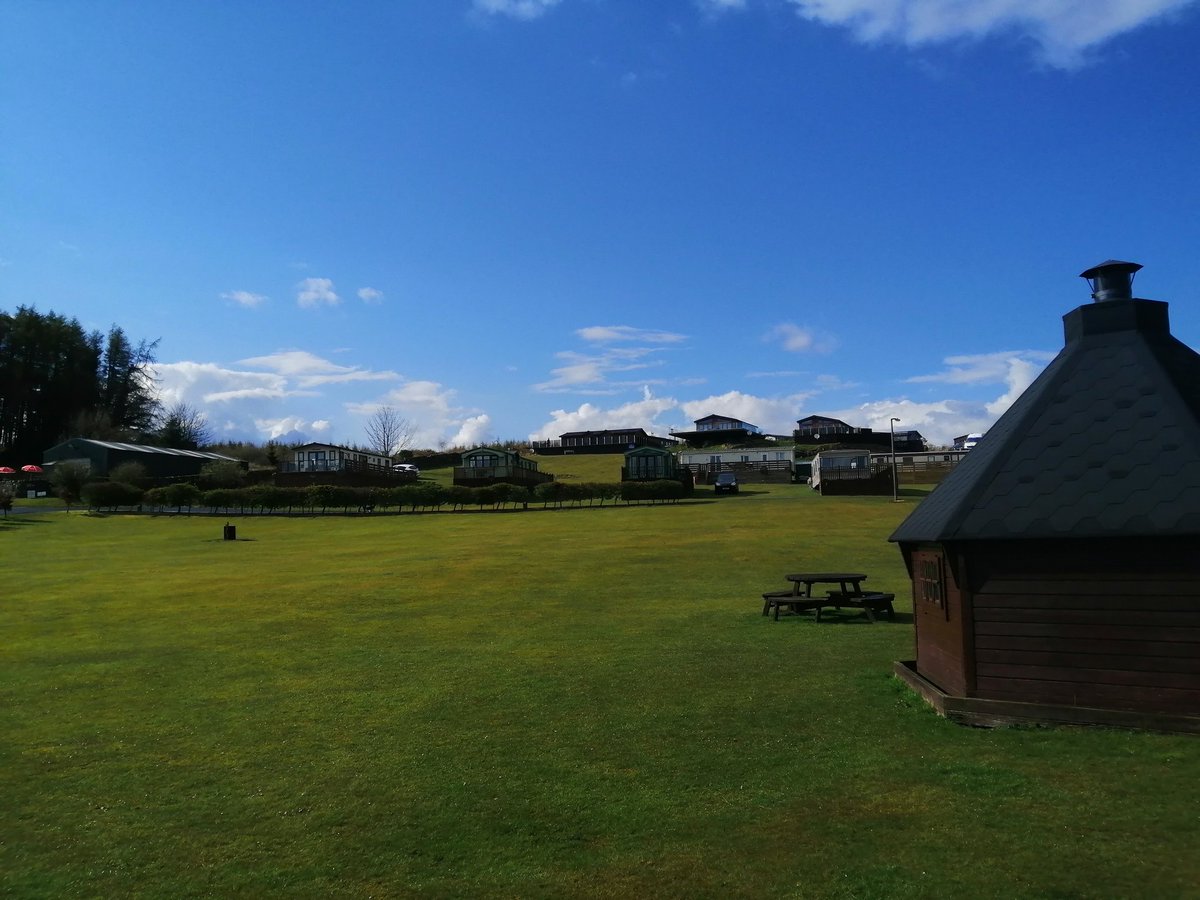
<box><xmin>809</xmin><ymin>449</ymin><xmax>891</xmax><ymax>495</ymax></box>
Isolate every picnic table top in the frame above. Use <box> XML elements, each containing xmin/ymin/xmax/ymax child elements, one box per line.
<box><xmin>785</xmin><ymin>572</ymin><xmax>868</xmax><ymax>583</ymax></box>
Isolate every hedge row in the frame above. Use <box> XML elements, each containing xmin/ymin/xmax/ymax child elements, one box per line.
<box><xmin>80</xmin><ymin>479</ymin><xmax>693</xmax><ymax>514</ymax></box>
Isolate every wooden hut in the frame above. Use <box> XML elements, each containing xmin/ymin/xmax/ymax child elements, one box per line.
<box><xmin>891</xmin><ymin>261</ymin><xmax>1200</xmax><ymax>733</ymax></box>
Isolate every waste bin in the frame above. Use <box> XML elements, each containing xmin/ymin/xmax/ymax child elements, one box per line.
<box><xmin>223</xmin><ymin>524</ymin><xmax>236</xmax><ymax>541</ymax></box>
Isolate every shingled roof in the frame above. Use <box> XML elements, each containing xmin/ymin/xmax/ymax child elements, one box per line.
<box><xmin>891</xmin><ymin>265</ymin><xmax>1200</xmax><ymax>542</ymax></box>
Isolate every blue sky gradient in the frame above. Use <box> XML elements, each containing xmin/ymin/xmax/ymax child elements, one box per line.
<box><xmin>3</xmin><ymin>0</ymin><xmax>1198</xmax><ymax>448</ymax></box>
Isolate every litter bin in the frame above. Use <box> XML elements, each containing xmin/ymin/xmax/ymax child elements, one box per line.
<box><xmin>223</xmin><ymin>524</ymin><xmax>237</xmax><ymax>541</ymax></box>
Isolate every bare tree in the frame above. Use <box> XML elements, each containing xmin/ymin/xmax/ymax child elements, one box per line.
<box><xmin>156</xmin><ymin>401</ymin><xmax>213</xmax><ymax>450</ymax></box>
<box><xmin>364</xmin><ymin>406</ymin><xmax>416</xmax><ymax>458</ymax></box>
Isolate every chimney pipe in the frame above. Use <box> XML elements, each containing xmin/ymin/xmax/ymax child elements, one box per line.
<box><xmin>1079</xmin><ymin>260</ymin><xmax>1142</xmax><ymax>302</ymax></box>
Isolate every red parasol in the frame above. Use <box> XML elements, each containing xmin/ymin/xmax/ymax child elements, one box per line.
<box><xmin>0</xmin><ymin>466</ymin><xmax>15</xmax><ymax>474</ymax></box>
<box><xmin>20</xmin><ymin>465</ymin><xmax>43</xmax><ymax>473</ymax></box>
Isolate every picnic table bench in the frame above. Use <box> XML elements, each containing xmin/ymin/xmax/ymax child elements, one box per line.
<box><xmin>761</xmin><ymin>572</ymin><xmax>894</xmax><ymax>623</ymax></box>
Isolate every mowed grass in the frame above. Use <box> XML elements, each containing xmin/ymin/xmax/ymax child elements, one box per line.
<box><xmin>2</xmin><ymin>487</ymin><xmax>1198</xmax><ymax>898</ymax></box>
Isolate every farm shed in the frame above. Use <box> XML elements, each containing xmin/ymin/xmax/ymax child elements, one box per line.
<box><xmin>42</xmin><ymin>438</ymin><xmax>242</xmax><ymax>479</ymax></box>
<box><xmin>891</xmin><ymin>261</ymin><xmax>1200</xmax><ymax>733</ymax></box>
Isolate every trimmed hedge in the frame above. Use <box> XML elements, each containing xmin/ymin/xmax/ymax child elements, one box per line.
<box><xmin>86</xmin><ymin>480</ymin><xmax>694</xmax><ymax>515</ymax></box>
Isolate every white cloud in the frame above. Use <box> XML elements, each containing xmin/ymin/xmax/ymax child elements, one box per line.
<box><xmin>357</xmin><ymin>287</ymin><xmax>384</xmax><ymax>304</ymax></box>
<box><xmin>985</xmin><ymin>355</ymin><xmax>1045</xmax><ymax>417</ymax></box>
<box><xmin>785</xmin><ymin>0</ymin><xmax>1196</xmax><ymax>67</ymax></box>
<box><xmin>152</xmin><ymin>361</ymin><xmax>293</xmax><ymax>407</ymax></box>
<box><xmin>819</xmin><ymin>397</ymin><xmax>996</xmax><ymax>447</ymax></box>
<box><xmin>238</xmin><ymin>350</ymin><xmax>356</xmax><ymax>377</ymax></box>
<box><xmin>907</xmin><ymin>350</ymin><xmax>1054</xmax><ymax>386</ymax></box>
<box><xmin>473</xmin><ymin>0</ymin><xmax>560</xmax><ymax>20</ymax></box>
<box><xmin>254</xmin><ymin>416</ymin><xmax>332</xmax><ymax>443</ymax></box>
<box><xmin>346</xmin><ymin>380</ymin><xmax>491</xmax><ymax>449</ymax></box>
<box><xmin>221</xmin><ymin>290</ymin><xmax>268</xmax><ymax>308</ymax></box>
<box><xmin>699</xmin><ymin>0</ymin><xmax>748</xmax><ymax>12</ymax></box>
<box><xmin>680</xmin><ymin>389</ymin><xmax>817</xmax><ymax>435</ymax></box>
<box><xmin>296</xmin><ymin>370</ymin><xmax>400</xmax><ymax>389</ymax></box>
<box><xmin>296</xmin><ymin>277</ymin><xmax>340</xmax><ymax>308</ymax></box>
<box><xmin>576</xmin><ymin>325</ymin><xmax>688</xmax><ymax>344</ymax></box>
<box><xmin>534</xmin><ymin>347</ymin><xmax>668</xmax><ymax>393</ymax></box>
<box><xmin>765</xmin><ymin>322</ymin><xmax>837</xmax><ymax>354</ymax></box>
<box><xmin>531</xmin><ymin>387</ymin><xmax>680</xmax><ymax>441</ymax></box>
<box><xmin>450</xmin><ymin>414</ymin><xmax>493</xmax><ymax>447</ymax></box>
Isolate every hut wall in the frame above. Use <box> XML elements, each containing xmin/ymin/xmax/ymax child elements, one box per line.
<box><xmin>910</xmin><ymin>545</ymin><xmax>973</xmax><ymax>697</ymax></box>
<box><xmin>965</xmin><ymin>539</ymin><xmax>1200</xmax><ymax>715</ymax></box>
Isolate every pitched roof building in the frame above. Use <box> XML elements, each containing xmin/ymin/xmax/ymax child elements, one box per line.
<box><xmin>891</xmin><ymin>260</ymin><xmax>1200</xmax><ymax>732</ymax></box>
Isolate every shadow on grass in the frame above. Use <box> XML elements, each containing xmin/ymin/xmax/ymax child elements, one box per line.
<box><xmin>766</xmin><ymin>610</ymin><xmax>914</xmax><ymax>626</ymax></box>
<box><xmin>0</xmin><ymin>516</ymin><xmax>47</xmax><ymax>529</ymax></box>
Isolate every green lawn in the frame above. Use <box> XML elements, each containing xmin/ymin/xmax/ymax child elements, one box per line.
<box><xmin>2</xmin><ymin>486</ymin><xmax>1197</xmax><ymax>898</ymax></box>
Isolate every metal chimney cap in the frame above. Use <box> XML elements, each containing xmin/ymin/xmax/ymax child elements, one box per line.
<box><xmin>1079</xmin><ymin>260</ymin><xmax>1142</xmax><ymax>280</ymax></box>
<box><xmin>1079</xmin><ymin>259</ymin><xmax>1142</xmax><ymax>302</ymax></box>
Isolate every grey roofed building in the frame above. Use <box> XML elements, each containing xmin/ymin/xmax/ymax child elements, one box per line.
<box><xmin>891</xmin><ymin>267</ymin><xmax>1200</xmax><ymax>543</ymax></box>
<box><xmin>42</xmin><ymin>438</ymin><xmax>242</xmax><ymax>479</ymax></box>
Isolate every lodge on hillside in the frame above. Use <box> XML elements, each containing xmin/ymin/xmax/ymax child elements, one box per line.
<box><xmin>454</xmin><ymin>447</ymin><xmax>554</xmax><ymax>488</ymax></box>
<box><xmin>794</xmin><ymin>415</ymin><xmax>926</xmax><ymax>452</ymax></box>
<box><xmin>670</xmin><ymin>414</ymin><xmax>763</xmax><ymax>447</ymax></box>
<box><xmin>529</xmin><ymin>428</ymin><xmax>678</xmax><ymax>455</ymax></box>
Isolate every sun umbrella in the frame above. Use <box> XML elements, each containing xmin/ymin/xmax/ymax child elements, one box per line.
<box><xmin>20</xmin><ymin>465</ymin><xmax>43</xmax><ymax>473</ymax></box>
<box><xmin>0</xmin><ymin>466</ymin><xmax>15</xmax><ymax>474</ymax></box>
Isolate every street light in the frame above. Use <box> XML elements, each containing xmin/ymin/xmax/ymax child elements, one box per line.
<box><xmin>889</xmin><ymin>418</ymin><xmax>901</xmax><ymax>502</ymax></box>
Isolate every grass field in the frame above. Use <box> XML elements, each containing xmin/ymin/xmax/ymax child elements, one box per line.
<box><xmin>3</xmin><ymin>484</ymin><xmax>1198</xmax><ymax>898</ymax></box>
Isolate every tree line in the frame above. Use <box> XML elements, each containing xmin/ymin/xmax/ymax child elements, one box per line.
<box><xmin>0</xmin><ymin>306</ymin><xmax>225</xmax><ymax>464</ymax></box>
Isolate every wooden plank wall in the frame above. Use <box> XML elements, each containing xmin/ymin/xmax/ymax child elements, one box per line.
<box><xmin>970</xmin><ymin>542</ymin><xmax>1200</xmax><ymax>715</ymax></box>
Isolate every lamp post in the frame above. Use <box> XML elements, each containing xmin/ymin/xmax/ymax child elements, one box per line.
<box><xmin>889</xmin><ymin>418</ymin><xmax>900</xmax><ymax>502</ymax></box>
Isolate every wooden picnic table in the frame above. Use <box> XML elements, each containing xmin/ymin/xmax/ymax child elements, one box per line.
<box><xmin>762</xmin><ymin>572</ymin><xmax>893</xmax><ymax>622</ymax></box>
<box><xmin>785</xmin><ymin>572</ymin><xmax>868</xmax><ymax>597</ymax></box>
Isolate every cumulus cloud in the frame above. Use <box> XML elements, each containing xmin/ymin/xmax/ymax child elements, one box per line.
<box><xmin>347</xmin><ymin>380</ymin><xmax>491</xmax><ymax>449</ymax></box>
<box><xmin>765</xmin><ymin>322</ymin><xmax>837</xmax><ymax>354</ymax></box>
<box><xmin>357</xmin><ymin>287</ymin><xmax>384</xmax><ymax>304</ymax></box>
<box><xmin>152</xmin><ymin>361</ymin><xmax>294</xmax><ymax>407</ymax></box>
<box><xmin>680</xmin><ymin>389</ymin><xmax>817</xmax><ymax>435</ymax></box>
<box><xmin>254</xmin><ymin>416</ymin><xmax>332</xmax><ymax>443</ymax></box>
<box><xmin>819</xmin><ymin>398</ymin><xmax>997</xmax><ymax>447</ymax></box>
<box><xmin>985</xmin><ymin>355</ymin><xmax>1047</xmax><ymax>417</ymax></box>
<box><xmin>473</xmin><ymin>0</ymin><xmax>560</xmax><ymax>19</ymax></box>
<box><xmin>530</xmin><ymin>387</ymin><xmax>680</xmax><ymax>441</ymax></box>
<box><xmin>784</xmin><ymin>0</ymin><xmax>1196</xmax><ymax>67</ymax></box>
<box><xmin>296</xmin><ymin>277</ymin><xmax>340</xmax><ymax>308</ymax></box>
<box><xmin>221</xmin><ymin>290</ymin><xmax>268</xmax><ymax>308</ymax></box>
<box><xmin>450</xmin><ymin>414</ymin><xmax>493</xmax><ymax>447</ymax></box>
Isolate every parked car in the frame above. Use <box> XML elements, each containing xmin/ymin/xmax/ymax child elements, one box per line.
<box><xmin>392</xmin><ymin>463</ymin><xmax>420</xmax><ymax>475</ymax></box>
<box><xmin>714</xmin><ymin>471</ymin><xmax>739</xmax><ymax>494</ymax></box>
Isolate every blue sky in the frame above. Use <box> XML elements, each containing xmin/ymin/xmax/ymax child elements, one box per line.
<box><xmin>4</xmin><ymin>0</ymin><xmax>1199</xmax><ymax>449</ymax></box>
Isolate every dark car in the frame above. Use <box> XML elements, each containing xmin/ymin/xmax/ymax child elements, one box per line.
<box><xmin>714</xmin><ymin>471</ymin><xmax>739</xmax><ymax>494</ymax></box>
